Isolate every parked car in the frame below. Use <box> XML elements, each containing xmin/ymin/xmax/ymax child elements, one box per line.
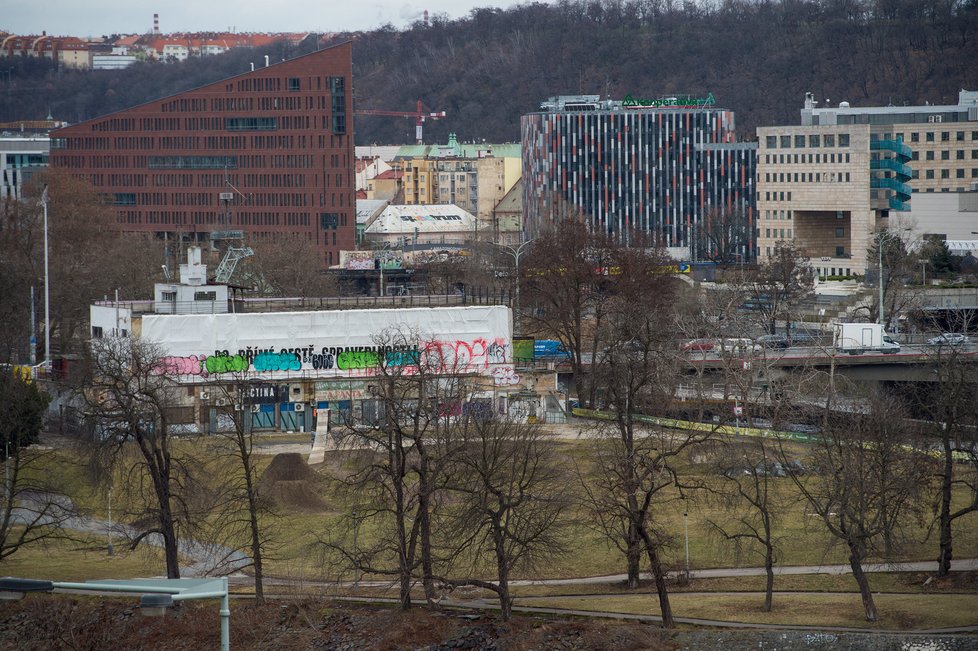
<box><xmin>717</xmin><ymin>338</ymin><xmax>762</xmax><ymax>355</ymax></box>
<box><xmin>757</xmin><ymin>334</ymin><xmax>790</xmax><ymax>349</ymax></box>
<box><xmin>681</xmin><ymin>338</ymin><xmax>716</xmax><ymax>352</ymax></box>
<box><xmin>927</xmin><ymin>332</ymin><xmax>969</xmax><ymax>347</ymax></box>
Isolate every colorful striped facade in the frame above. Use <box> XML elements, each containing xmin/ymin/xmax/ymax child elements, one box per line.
<box><xmin>521</xmin><ymin>106</ymin><xmax>756</xmax><ymax>259</ymax></box>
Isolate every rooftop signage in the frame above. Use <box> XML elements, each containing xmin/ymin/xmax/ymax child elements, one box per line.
<box><xmin>622</xmin><ymin>92</ymin><xmax>716</xmax><ymax>109</ymax></box>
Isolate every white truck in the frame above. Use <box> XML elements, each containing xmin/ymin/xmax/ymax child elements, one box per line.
<box><xmin>833</xmin><ymin>322</ymin><xmax>900</xmax><ymax>355</ymax></box>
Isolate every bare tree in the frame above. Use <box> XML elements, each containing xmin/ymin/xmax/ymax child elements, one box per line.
<box><xmin>693</xmin><ymin>205</ymin><xmax>752</xmax><ymax>265</ymax></box>
<box><xmin>0</xmin><ymin>371</ymin><xmax>75</xmax><ymax>563</ymax></box>
<box><xmin>241</xmin><ymin>234</ymin><xmax>337</xmax><ymax>296</ymax></box>
<box><xmin>742</xmin><ymin>241</ymin><xmax>815</xmax><ymax>336</ymax></box>
<box><xmin>209</xmin><ymin>379</ymin><xmax>275</xmax><ymax>603</ymax></box>
<box><xmin>521</xmin><ymin>221</ymin><xmax>617</xmax><ymax>408</ymax></box>
<box><xmin>779</xmin><ymin>391</ymin><xmax>930</xmax><ymax>621</ymax></box>
<box><xmin>441</xmin><ymin>417</ymin><xmax>571</xmax><ymax>620</ymax></box>
<box><xmin>84</xmin><ymin>336</ymin><xmax>194</xmax><ymax>578</ymax></box>
<box><xmin>706</xmin><ymin>438</ymin><xmax>790</xmax><ymax>612</ymax></box>
<box><xmin>329</xmin><ymin>329</ymin><xmax>470</xmax><ymax>610</ymax></box>
<box><xmin>905</xmin><ymin>343</ymin><xmax>978</xmax><ymax>577</ymax></box>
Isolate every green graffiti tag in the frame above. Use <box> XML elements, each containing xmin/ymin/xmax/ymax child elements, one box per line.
<box><xmin>204</xmin><ymin>353</ymin><xmax>250</xmax><ymax>374</ymax></box>
<box><xmin>336</xmin><ymin>350</ymin><xmax>379</xmax><ymax>370</ymax></box>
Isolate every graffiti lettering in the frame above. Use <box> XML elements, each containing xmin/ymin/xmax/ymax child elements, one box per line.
<box><xmin>337</xmin><ymin>350</ymin><xmax>379</xmax><ymax>370</ymax></box>
<box><xmin>311</xmin><ymin>353</ymin><xmax>335</xmax><ymax>370</ymax></box>
<box><xmin>159</xmin><ymin>355</ymin><xmax>207</xmax><ymax>376</ymax></box>
<box><xmin>204</xmin><ymin>353</ymin><xmax>249</xmax><ymax>374</ymax></box>
<box><xmin>489</xmin><ymin>366</ymin><xmax>520</xmax><ymax>386</ymax></box>
<box><xmin>253</xmin><ymin>351</ymin><xmax>301</xmax><ymax>372</ymax></box>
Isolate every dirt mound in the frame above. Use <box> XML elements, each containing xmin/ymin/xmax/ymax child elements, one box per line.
<box><xmin>261</xmin><ymin>452</ymin><xmax>318</xmax><ymax>482</ymax></box>
<box><xmin>259</xmin><ymin>453</ymin><xmax>326</xmax><ymax>510</ymax></box>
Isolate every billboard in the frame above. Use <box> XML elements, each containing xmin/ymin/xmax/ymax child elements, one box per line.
<box><xmin>140</xmin><ymin>306</ymin><xmax>512</xmax><ymax>381</ymax></box>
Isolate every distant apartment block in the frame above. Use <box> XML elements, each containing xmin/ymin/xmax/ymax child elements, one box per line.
<box><xmin>522</xmin><ymin>95</ymin><xmax>756</xmax><ymax>260</ymax></box>
<box><xmin>49</xmin><ymin>43</ymin><xmax>355</xmax><ymax>269</ymax></box>
<box><xmin>395</xmin><ymin>134</ymin><xmax>521</xmax><ymax>232</ymax></box>
<box><xmin>757</xmin><ymin>91</ymin><xmax>978</xmax><ymax>278</ymax></box>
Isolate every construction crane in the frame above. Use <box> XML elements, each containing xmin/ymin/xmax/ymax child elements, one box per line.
<box><xmin>354</xmin><ymin>99</ymin><xmax>446</xmax><ymax>145</ymax></box>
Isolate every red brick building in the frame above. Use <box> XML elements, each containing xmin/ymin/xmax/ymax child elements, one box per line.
<box><xmin>50</xmin><ymin>42</ymin><xmax>355</xmax><ymax>268</ymax></box>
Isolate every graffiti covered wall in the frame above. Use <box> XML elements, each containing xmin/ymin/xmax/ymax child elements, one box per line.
<box><xmin>141</xmin><ymin>306</ymin><xmax>512</xmax><ymax>380</ymax></box>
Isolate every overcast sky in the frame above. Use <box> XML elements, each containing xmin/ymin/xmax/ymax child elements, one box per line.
<box><xmin>2</xmin><ymin>1</ymin><xmax>513</xmax><ymax>38</ymax></box>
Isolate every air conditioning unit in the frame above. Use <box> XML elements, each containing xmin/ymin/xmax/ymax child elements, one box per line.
<box><xmin>200</xmin><ymin>390</ymin><xmax>210</xmax><ymax>401</ymax></box>
<box><xmin>215</xmin><ymin>397</ymin><xmax>228</xmax><ymax>407</ymax></box>
<box><xmin>294</xmin><ymin>403</ymin><xmax>305</xmax><ymax>412</ymax></box>
<box><xmin>219</xmin><ymin>192</ymin><xmax>234</xmax><ymax>201</ymax></box>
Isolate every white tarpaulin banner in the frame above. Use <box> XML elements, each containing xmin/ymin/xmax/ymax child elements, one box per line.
<box><xmin>140</xmin><ymin>305</ymin><xmax>512</xmax><ymax>380</ymax></box>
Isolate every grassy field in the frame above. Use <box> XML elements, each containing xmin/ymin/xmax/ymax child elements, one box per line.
<box><xmin>516</xmin><ymin>592</ymin><xmax>978</xmax><ymax>630</ymax></box>
<box><xmin>6</xmin><ymin>430</ymin><xmax>978</xmax><ymax>633</ymax></box>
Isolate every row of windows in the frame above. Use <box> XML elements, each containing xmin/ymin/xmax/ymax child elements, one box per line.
<box><xmin>763</xmin><ymin>191</ymin><xmax>793</xmax><ymax>202</ymax></box>
<box><xmin>91</xmin><ymin>117</ymin><xmax>136</xmax><ymax>132</ymax></box>
<box><xmin>764</xmin><ymin>171</ymin><xmax>851</xmax><ymax>183</ymax></box>
<box><xmin>922</xmin><ymin>168</ymin><xmax>978</xmax><ymax>179</ymax></box>
<box><xmin>763</xmin><ymin>228</ymin><xmax>793</xmax><ymax>239</ymax></box>
<box><xmin>240</xmin><ymin>173</ymin><xmax>307</xmax><ymax>188</ymax></box>
<box><xmin>906</xmin><ymin>130</ymin><xmax>978</xmax><ymax>143</ymax></box>
<box><xmin>148</xmin><ymin>156</ymin><xmax>236</xmax><ymax>170</ymax></box>
<box><xmin>917</xmin><ymin>150</ymin><xmax>978</xmax><ymax>160</ymax></box>
<box><xmin>160</xmin><ymin>97</ymin><xmax>208</xmax><ymax>113</ymax></box>
<box><xmin>761</xmin><ymin>210</ymin><xmax>793</xmax><ymax>220</ymax></box>
<box><xmin>764</xmin><ymin>152</ymin><xmax>851</xmax><ymax>165</ymax></box>
<box><xmin>225</xmin><ymin>117</ymin><xmax>277</xmax><ymax>131</ymax></box>
<box><xmin>764</xmin><ymin>133</ymin><xmax>851</xmax><ymax>149</ymax></box>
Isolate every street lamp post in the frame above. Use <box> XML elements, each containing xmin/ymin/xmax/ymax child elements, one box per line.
<box><xmin>494</xmin><ymin>239</ymin><xmax>534</xmax><ymax>337</ymax></box>
<box><xmin>876</xmin><ymin>229</ymin><xmax>909</xmax><ymax>327</ymax></box>
<box><xmin>41</xmin><ymin>185</ymin><xmax>50</xmax><ymax>369</ymax></box>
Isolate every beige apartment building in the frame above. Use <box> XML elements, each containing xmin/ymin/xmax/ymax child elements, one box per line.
<box><xmin>396</xmin><ymin>134</ymin><xmax>521</xmax><ymax>234</ymax></box>
<box><xmin>757</xmin><ymin>91</ymin><xmax>978</xmax><ymax>278</ymax></box>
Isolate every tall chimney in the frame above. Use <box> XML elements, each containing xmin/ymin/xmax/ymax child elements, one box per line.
<box><xmin>153</xmin><ymin>13</ymin><xmax>160</xmax><ymax>35</ymax></box>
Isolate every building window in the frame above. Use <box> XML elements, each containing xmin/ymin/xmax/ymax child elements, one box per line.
<box><xmin>320</xmin><ymin>212</ymin><xmax>339</xmax><ymax>229</ymax></box>
<box><xmin>839</xmin><ymin>133</ymin><xmax>850</xmax><ymax>147</ymax></box>
<box><xmin>194</xmin><ymin>291</ymin><xmax>217</xmax><ymax>301</ymax></box>
<box><xmin>766</xmin><ymin>136</ymin><xmax>777</xmax><ymax>148</ymax></box>
<box><xmin>957</xmin><ymin>150</ymin><xmax>965</xmax><ymax>160</ymax></box>
<box><xmin>794</xmin><ymin>135</ymin><xmax>805</xmax><ymax>148</ymax></box>
<box><xmin>824</xmin><ymin>134</ymin><xmax>835</xmax><ymax>147</ymax></box>
<box><xmin>780</xmin><ymin>135</ymin><xmax>791</xmax><ymax>148</ymax></box>
<box><xmin>162</xmin><ymin>291</ymin><xmax>176</xmax><ymax>301</ymax></box>
<box><xmin>836</xmin><ymin>227</ymin><xmax>845</xmax><ymax>237</ymax></box>
<box><xmin>809</xmin><ymin>135</ymin><xmax>820</xmax><ymax>147</ymax></box>
<box><xmin>836</xmin><ymin>246</ymin><xmax>846</xmax><ymax>257</ymax></box>
<box><xmin>926</xmin><ymin>132</ymin><xmax>935</xmax><ymax>142</ymax></box>
<box><xmin>942</xmin><ymin>151</ymin><xmax>950</xmax><ymax>160</ymax></box>
<box><xmin>941</xmin><ymin>169</ymin><xmax>950</xmax><ymax>179</ymax></box>
<box><xmin>926</xmin><ymin>151</ymin><xmax>935</xmax><ymax>160</ymax></box>
<box><xmin>958</xmin><ymin>169</ymin><xmax>966</xmax><ymax>178</ymax></box>
<box><xmin>225</xmin><ymin>117</ymin><xmax>277</xmax><ymax>131</ymax></box>
<box><xmin>942</xmin><ymin>132</ymin><xmax>950</xmax><ymax>142</ymax></box>
<box><xmin>957</xmin><ymin>131</ymin><xmax>965</xmax><ymax>141</ymax></box>
<box><xmin>911</xmin><ymin>132</ymin><xmax>919</xmax><ymax>142</ymax></box>
<box><xmin>926</xmin><ymin>170</ymin><xmax>935</xmax><ymax>179</ymax></box>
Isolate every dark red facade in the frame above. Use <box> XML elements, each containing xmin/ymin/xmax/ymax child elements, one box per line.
<box><xmin>50</xmin><ymin>42</ymin><xmax>355</xmax><ymax>268</ymax></box>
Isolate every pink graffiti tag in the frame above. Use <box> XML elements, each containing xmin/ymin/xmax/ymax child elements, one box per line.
<box><xmin>158</xmin><ymin>355</ymin><xmax>208</xmax><ymax>377</ymax></box>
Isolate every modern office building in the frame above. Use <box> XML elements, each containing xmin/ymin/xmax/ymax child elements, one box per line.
<box><xmin>0</xmin><ymin>136</ymin><xmax>49</xmax><ymax>200</ymax></box>
<box><xmin>521</xmin><ymin>95</ymin><xmax>756</xmax><ymax>260</ymax></box>
<box><xmin>757</xmin><ymin>91</ymin><xmax>978</xmax><ymax>278</ymax></box>
<box><xmin>50</xmin><ymin>42</ymin><xmax>355</xmax><ymax>269</ymax></box>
